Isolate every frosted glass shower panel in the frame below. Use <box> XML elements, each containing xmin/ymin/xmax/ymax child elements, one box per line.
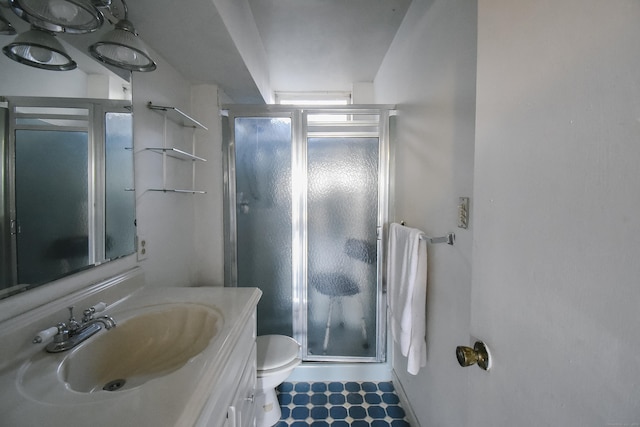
<box><xmin>15</xmin><ymin>129</ymin><xmax>89</xmax><ymax>285</ymax></box>
<box><xmin>306</xmin><ymin>137</ymin><xmax>379</xmax><ymax>358</ymax></box>
<box><xmin>226</xmin><ymin>106</ymin><xmax>390</xmax><ymax>363</ymax></box>
<box><xmin>105</xmin><ymin>112</ymin><xmax>135</xmax><ymax>260</ymax></box>
<box><xmin>235</xmin><ymin>117</ymin><xmax>293</xmax><ymax>336</ymax></box>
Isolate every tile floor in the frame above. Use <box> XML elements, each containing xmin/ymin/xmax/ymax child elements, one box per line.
<box><xmin>275</xmin><ymin>381</ymin><xmax>411</xmax><ymax>426</ymax></box>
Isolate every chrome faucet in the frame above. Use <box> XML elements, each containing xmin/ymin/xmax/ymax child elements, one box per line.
<box><xmin>83</xmin><ymin>316</ymin><xmax>117</xmax><ymax>329</ymax></box>
<box><xmin>33</xmin><ymin>303</ymin><xmax>116</xmax><ymax>353</ymax></box>
<box><xmin>81</xmin><ymin>303</ymin><xmax>117</xmax><ymax>329</ymax></box>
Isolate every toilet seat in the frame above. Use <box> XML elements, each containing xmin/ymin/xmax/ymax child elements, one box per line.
<box><xmin>256</xmin><ymin>335</ymin><xmax>300</xmax><ymax>372</ymax></box>
<box><xmin>257</xmin><ymin>357</ymin><xmax>301</xmax><ymax>378</ymax></box>
<box><xmin>254</xmin><ymin>335</ymin><xmax>301</xmax><ymax>427</ymax></box>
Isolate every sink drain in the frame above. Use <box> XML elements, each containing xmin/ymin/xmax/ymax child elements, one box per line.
<box><xmin>103</xmin><ymin>379</ymin><xmax>126</xmax><ymax>391</ymax></box>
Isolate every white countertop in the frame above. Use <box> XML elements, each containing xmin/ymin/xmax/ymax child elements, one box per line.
<box><xmin>0</xmin><ymin>286</ymin><xmax>261</xmax><ymax>427</ymax></box>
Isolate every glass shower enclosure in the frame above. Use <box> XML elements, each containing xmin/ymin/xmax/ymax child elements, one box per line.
<box><xmin>223</xmin><ymin>106</ymin><xmax>391</xmax><ymax>362</ymax></box>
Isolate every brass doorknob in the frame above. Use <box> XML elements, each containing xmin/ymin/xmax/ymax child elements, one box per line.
<box><xmin>455</xmin><ymin>341</ymin><xmax>491</xmax><ymax>370</ymax></box>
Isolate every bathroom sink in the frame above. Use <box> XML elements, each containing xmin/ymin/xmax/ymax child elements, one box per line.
<box><xmin>3</xmin><ymin>286</ymin><xmax>261</xmax><ymax>427</ymax></box>
<box><xmin>58</xmin><ymin>303</ymin><xmax>222</xmax><ymax>393</ymax></box>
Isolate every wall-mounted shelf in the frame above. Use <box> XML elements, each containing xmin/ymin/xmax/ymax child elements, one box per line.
<box><xmin>147</xmin><ymin>102</ymin><xmax>208</xmax><ymax>194</ymax></box>
<box><xmin>147</xmin><ymin>102</ymin><xmax>208</xmax><ymax>130</ymax></box>
<box><xmin>145</xmin><ymin>147</ymin><xmax>207</xmax><ymax>162</ymax></box>
<box><xmin>148</xmin><ymin>189</ymin><xmax>207</xmax><ymax>194</ymax></box>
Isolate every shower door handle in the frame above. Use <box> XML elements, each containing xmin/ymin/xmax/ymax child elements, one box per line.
<box><xmin>10</xmin><ymin>219</ymin><xmax>20</xmax><ymax>235</ymax></box>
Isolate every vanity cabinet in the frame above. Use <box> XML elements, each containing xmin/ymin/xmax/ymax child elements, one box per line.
<box><xmin>146</xmin><ymin>102</ymin><xmax>208</xmax><ymax>194</ymax></box>
<box><xmin>197</xmin><ymin>311</ymin><xmax>257</xmax><ymax>427</ymax></box>
<box><xmin>224</xmin><ymin>344</ymin><xmax>257</xmax><ymax>427</ymax></box>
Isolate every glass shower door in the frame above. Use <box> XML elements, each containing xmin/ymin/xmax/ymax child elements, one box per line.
<box><xmin>306</xmin><ymin>135</ymin><xmax>379</xmax><ymax>358</ymax></box>
<box><xmin>226</xmin><ymin>107</ymin><xmax>388</xmax><ymax>362</ymax></box>
<box><xmin>233</xmin><ymin>117</ymin><xmax>293</xmax><ymax>337</ymax></box>
<box><xmin>15</xmin><ymin>128</ymin><xmax>89</xmax><ymax>285</ymax></box>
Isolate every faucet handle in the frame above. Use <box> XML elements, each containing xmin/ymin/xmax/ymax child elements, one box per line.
<box><xmin>32</xmin><ymin>326</ymin><xmax>59</xmax><ymax>344</ymax></box>
<box><xmin>92</xmin><ymin>302</ymin><xmax>107</xmax><ymax>313</ymax></box>
<box><xmin>82</xmin><ymin>302</ymin><xmax>108</xmax><ymax>322</ymax></box>
<box><xmin>33</xmin><ymin>322</ymin><xmax>68</xmax><ymax>344</ymax></box>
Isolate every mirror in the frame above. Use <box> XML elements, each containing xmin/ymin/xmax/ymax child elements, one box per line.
<box><xmin>0</xmin><ymin>15</ymin><xmax>135</xmax><ymax>300</ymax></box>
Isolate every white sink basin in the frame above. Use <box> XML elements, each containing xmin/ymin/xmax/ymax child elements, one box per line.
<box><xmin>17</xmin><ymin>303</ymin><xmax>222</xmax><ymax>401</ymax></box>
<box><xmin>60</xmin><ymin>303</ymin><xmax>222</xmax><ymax>392</ymax></box>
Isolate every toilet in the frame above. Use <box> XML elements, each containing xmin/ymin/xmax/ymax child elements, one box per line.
<box><xmin>255</xmin><ymin>335</ymin><xmax>301</xmax><ymax>427</ymax></box>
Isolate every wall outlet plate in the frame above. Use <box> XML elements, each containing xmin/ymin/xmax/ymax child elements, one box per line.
<box><xmin>136</xmin><ymin>236</ymin><xmax>148</xmax><ymax>261</ymax></box>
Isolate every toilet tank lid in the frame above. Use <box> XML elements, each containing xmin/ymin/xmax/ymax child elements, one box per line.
<box><xmin>256</xmin><ymin>335</ymin><xmax>300</xmax><ymax>371</ymax></box>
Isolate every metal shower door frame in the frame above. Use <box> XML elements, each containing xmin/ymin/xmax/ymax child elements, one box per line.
<box><xmin>222</xmin><ymin>105</ymin><xmax>392</xmax><ymax>363</ymax></box>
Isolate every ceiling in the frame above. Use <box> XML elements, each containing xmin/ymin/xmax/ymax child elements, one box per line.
<box><xmin>128</xmin><ymin>0</ymin><xmax>411</xmax><ymax>103</ymax></box>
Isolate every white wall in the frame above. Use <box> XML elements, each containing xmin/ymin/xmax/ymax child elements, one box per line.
<box><xmin>0</xmin><ymin>53</ymin><xmax>89</xmax><ymax>98</ymax></box>
<box><xmin>213</xmin><ymin>0</ymin><xmax>273</xmax><ymax>103</ymax></box>
<box><xmin>471</xmin><ymin>1</ymin><xmax>640</xmax><ymax>425</ymax></box>
<box><xmin>378</xmin><ymin>0</ymin><xmax>640</xmax><ymax>426</ymax></box>
<box><xmin>132</xmin><ymin>48</ymin><xmax>224</xmax><ymax>289</ymax></box>
<box><xmin>374</xmin><ymin>0</ymin><xmax>477</xmax><ymax>426</ymax></box>
<box><xmin>192</xmin><ymin>84</ymin><xmax>225</xmax><ymax>286</ymax></box>
<box><xmin>0</xmin><ymin>39</ymin><xmax>129</xmax><ymax>100</ymax></box>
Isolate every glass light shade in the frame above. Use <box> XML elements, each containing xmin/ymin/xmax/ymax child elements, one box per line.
<box><xmin>9</xmin><ymin>0</ymin><xmax>103</xmax><ymax>33</ymax></box>
<box><xmin>0</xmin><ymin>11</ymin><xmax>17</xmax><ymax>35</ymax></box>
<box><xmin>89</xmin><ymin>19</ymin><xmax>156</xmax><ymax>72</ymax></box>
<box><xmin>3</xmin><ymin>27</ymin><xmax>77</xmax><ymax>70</ymax></box>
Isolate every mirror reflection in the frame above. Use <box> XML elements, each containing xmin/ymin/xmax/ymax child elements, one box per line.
<box><xmin>0</xmin><ymin>16</ymin><xmax>136</xmax><ymax>300</ymax></box>
<box><xmin>1</xmin><ymin>97</ymin><xmax>135</xmax><ymax>299</ymax></box>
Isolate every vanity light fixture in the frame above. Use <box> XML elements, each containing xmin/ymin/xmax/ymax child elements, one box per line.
<box><xmin>2</xmin><ymin>26</ymin><xmax>76</xmax><ymax>70</ymax></box>
<box><xmin>8</xmin><ymin>0</ymin><xmax>104</xmax><ymax>34</ymax></box>
<box><xmin>1</xmin><ymin>0</ymin><xmax>155</xmax><ymax>72</ymax></box>
<box><xmin>89</xmin><ymin>10</ymin><xmax>156</xmax><ymax>72</ymax></box>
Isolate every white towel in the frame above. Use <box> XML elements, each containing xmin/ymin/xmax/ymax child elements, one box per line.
<box><xmin>387</xmin><ymin>222</ymin><xmax>427</xmax><ymax>375</ymax></box>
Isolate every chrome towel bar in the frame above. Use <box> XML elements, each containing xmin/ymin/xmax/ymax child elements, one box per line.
<box><xmin>399</xmin><ymin>221</ymin><xmax>455</xmax><ymax>245</ymax></box>
<box><xmin>419</xmin><ymin>233</ymin><xmax>455</xmax><ymax>245</ymax></box>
